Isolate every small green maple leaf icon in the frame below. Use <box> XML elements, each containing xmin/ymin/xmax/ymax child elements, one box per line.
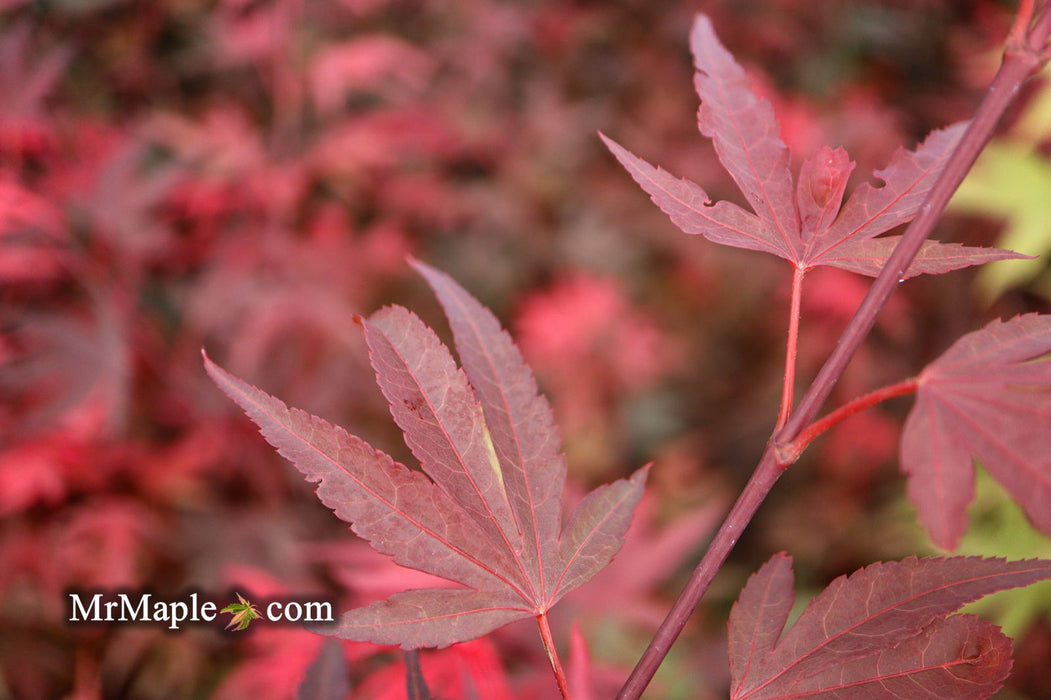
<box><xmin>221</xmin><ymin>593</ymin><xmax>261</xmax><ymax>631</ymax></box>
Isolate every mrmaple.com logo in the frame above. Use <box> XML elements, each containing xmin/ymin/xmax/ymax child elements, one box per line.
<box><xmin>66</xmin><ymin>590</ymin><xmax>334</xmax><ymax>631</ymax></box>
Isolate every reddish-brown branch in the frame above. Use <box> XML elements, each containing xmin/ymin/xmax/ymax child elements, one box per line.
<box><xmin>617</xmin><ymin>446</ymin><xmax>786</xmax><ymax>699</ymax></box>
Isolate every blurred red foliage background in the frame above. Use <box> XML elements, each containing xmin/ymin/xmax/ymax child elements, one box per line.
<box><xmin>1</xmin><ymin>1</ymin><xmax>1046</xmax><ymax>698</ymax></box>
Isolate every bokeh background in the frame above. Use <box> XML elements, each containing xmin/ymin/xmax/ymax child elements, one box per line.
<box><xmin>2</xmin><ymin>0</ymin><xmax>1049</xmax><ymax>697</ymax></box>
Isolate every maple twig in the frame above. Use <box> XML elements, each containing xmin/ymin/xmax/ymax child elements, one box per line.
<box><xmin>776</xmin><ymin>266</ymin><xmax>805</xmax><ymax>431</ymax></box>
<box><xmin>619</xmin><ymin>8</ymin><xmax>1051</xmax><ymax>699</ymax></box>
<box><xmin>537</xmin><ymin>613</ymin><xmax>571</xmax><ymax>699</ymax></box>
<box><xmin>775</xmin><ymin>377</ymin><xmax>919</xmax><ymax>465</ymax></box>
<box><xmin>617</xmin><ymin>446</ymin><xmax>786</xmax><ymax>700</ymax></box>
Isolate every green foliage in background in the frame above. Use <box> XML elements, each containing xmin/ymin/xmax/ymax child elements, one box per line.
<box><xmin>951</xmin><ymin>65</ymin><xmax>1051</xmax><ymax>300</ymax></box>
<box><xmin>954</xmin><ymin>469</ymin><xmax>1051</xmax><ymax>639</ymax></box>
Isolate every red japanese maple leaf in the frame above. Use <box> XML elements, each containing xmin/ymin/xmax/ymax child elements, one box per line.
<box><xmin>204</xmin><ymin>261</ymin><xmax>647</xmax><ymax>649</ymax></box>
<box><xmin>901</xmin><ymin>313</ymin><xmax>1051</xmax><ymax>550</ymax></box>
<box><xmin>602</xmin><ymin>15</ymin><xmax>1025</xmax><ymax>278</ymax></box>
<box><xmin>728</xmin><ymin>552</ymin><xmax>1051</xmax><ymax>700</ymax></box>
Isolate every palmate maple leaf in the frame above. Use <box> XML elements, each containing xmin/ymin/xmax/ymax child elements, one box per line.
<box><xmin>221</xmin><ymin>593</ymin><xmax>261</xmax><ymax>631</ymax></box>
<box><xmin>602</xmin><ymin>14</ymin><xmax>1027</xmax><ymax>278</ymax></box>
<box><xmin>728</xmin><ymin>552</ymin><xmax>1051</xmax><ymax>700</ymax></box>
<box><xmin>901</xmin><ymin>313</ymin><xmax>1051</xmax><ymax>550</ymax></box>
<box><xmin>203</xmin><ymin>260</ymin><xmax>647</xmax><ymax>649</ymax></box>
